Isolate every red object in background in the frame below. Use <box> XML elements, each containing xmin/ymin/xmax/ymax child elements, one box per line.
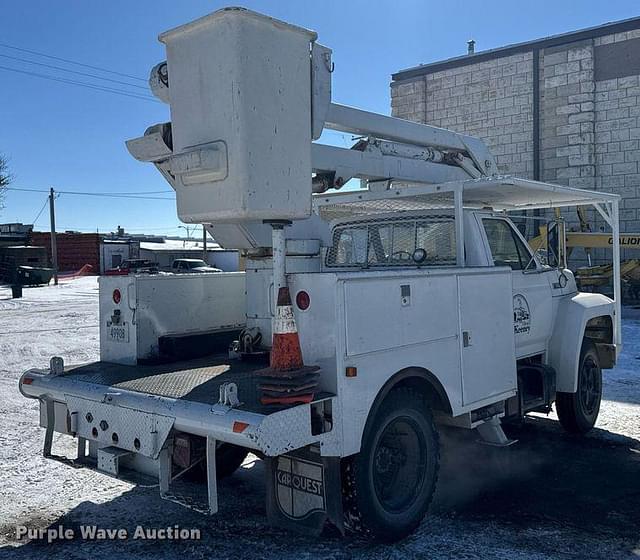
<box><xmin>112</xmin><ymin>289</ymin><xmax>121</xmax><ymax>304</ymax></box>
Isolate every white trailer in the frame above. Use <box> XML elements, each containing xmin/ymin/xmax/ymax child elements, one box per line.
<box><xmin>19</xmin><ymin>8</ymin><xmax>621</xmax><ymax>541</ymax></box>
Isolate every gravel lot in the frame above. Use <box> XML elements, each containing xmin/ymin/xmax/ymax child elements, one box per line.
<box><xmin>1</xmin><ymin>277</ymin><xmax>638</xmax><ymax>559</ymax></box>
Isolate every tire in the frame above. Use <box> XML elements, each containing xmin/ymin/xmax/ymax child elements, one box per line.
<box><xmin>342</xmin><ymin>387</ymin><xmax>439</xmax><ymax>541</ymax></box>
<box><xmin>215</xmin><ymin>443</ymin><xmax>249</xmax><ymax>479</ymax></box>
<box><xmin>556</xmin><ymin>341</ymin><xmax>602</xmax><ymax>435</ymax></box>
<box><xmin>186</xmin><ymin>442</ymin><xmax>249</xmax><ymax>481</ymax></box>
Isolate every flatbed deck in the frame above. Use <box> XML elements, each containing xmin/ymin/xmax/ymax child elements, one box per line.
<box><xmin>64</xmin><ymin>354</ymin><xmax>270</xmax><ymax>413</ymax></box>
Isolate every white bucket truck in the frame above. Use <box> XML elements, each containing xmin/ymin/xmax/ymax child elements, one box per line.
<box><xmin>20</xmin><ymin>8</ymin><xmax>622</xmax><ymax>541</ymax></box>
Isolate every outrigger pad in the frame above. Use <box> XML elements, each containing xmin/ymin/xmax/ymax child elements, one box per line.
<box><xmin>257</xmin><ymin>373</ymin><xmax>319</xmax><ymax>386</ymax></box>
<box><xmin>260</xmin><ymin>383</ymin><xmax>318</xmax><ymax>396</ymax></box>
<box><xmin>266</xmin><ymin>448</ymin><xmax>343</xmax><ymax>536</ymax></box>
<box><xmin>255</xmin><ymin>364</ymin><xmax>320</xmax><ymax>379</ymax></box>
<box><xmin>257</xmin><ymin>366</ymin><xmax>321</xmax><ymax>406</ymax></box>
<box><xmin>260</xmin><ymin>393</ymin><xmax>314</xmax><ymax>406</ymax></box>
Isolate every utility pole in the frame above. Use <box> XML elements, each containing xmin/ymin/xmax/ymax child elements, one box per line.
<box><xmin>49</xmin><ymin>187</ymin><xmax>58</xmax><ymax>285</ymax></box>
<box><xmin>202</xmin><ymin>224</ymin><xmax>207</xmax><ymax>262</ymax></box>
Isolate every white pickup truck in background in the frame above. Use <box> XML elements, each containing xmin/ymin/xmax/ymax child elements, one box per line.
<box><xmin>170</xmin><ymin>258</ymin><xmax>221</xmax><ymax>274</ymax></box>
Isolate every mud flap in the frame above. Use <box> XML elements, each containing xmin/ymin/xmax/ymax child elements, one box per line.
<box><xmin>266</xmin><ymin>448</ymin><xmax>343</xmax><ymax>536</ymax></box>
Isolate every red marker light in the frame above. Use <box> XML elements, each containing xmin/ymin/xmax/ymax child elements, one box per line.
<box><xmin>112</xmin><ymin>289</ymin><xmax>121</xmax><ymax>304</ymax></box>
<box><xmin>296</xmin><ymin>290</ymin><xmax>310</xmax><ymax>311</ymax></box>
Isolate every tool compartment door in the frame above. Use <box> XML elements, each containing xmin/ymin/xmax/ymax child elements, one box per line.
<box><xmin>458</xmin><ymin>270</ymin><xmax>516</xmax><ymax>406</ymax></box>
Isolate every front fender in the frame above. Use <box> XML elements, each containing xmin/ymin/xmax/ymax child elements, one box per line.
<box><xmin>548</xmin><ymin>292</ymin><xmax>615</xmax><ymax>393</ymax></box>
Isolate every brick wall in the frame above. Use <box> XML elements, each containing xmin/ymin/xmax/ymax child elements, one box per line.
<box><xmin>593</xmin><ymin>31</ymin><xmax>640</xmax><ymax>238</ymax></box>
<box><xmin>540</xmin><ymin>41</ymin><xmax>595</xmax><ymax>190</ymax></box>
<box><xmin>391</xmin><ymin>22</ymin><xmax>640</xmax><ymax>259</ymax></box>
<box><xmin>392</xmin><ymin>53</ymin><xmax>534</xmax><ymax>178</ymax></box>
<box><xmin>30</xmin><ymin>232</ymin><xmax>100</xmax><ymax>273</ymax></box>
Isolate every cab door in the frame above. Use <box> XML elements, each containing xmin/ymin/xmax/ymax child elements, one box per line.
<box><xmin>480</xmin><ymin>217</ymin><xmax>553</xmax><ymax>359</ymax></box>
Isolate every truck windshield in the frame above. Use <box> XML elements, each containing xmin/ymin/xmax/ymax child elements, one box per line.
<box><xmin>188</xmin><ymin>260</ymin><xmax>207</xmax><ymax>268</ymax></box>
<box><xmin>326</xmin><ymin>216</ymin><xmax>456</xmax><ymax>267</ymax></box>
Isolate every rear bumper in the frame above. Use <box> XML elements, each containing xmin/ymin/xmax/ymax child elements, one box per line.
<box><xmin>19</xmin><ymin>367</ymin><xmax>338</xmax><ymax>459</ymax></box>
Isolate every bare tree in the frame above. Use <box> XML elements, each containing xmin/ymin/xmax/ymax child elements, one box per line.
<box><xmin>0</xmin><ymin>154</ymin><xmax>12</xmax><ymax>211</ymax></box>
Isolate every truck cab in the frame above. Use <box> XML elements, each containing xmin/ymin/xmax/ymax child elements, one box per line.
<box><xmin>319</xmin><ymin>208</ymin><xmax>565</xmax><ymax>360</ymax></box>
<box><xmin>313</xmin><ymin>203</ymin><xmax>614</xmax><ymax>412</ymax></box>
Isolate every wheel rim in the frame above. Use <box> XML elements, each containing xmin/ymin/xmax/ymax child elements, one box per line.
<box><xmin>579</xmin><ymin>356</ymin><xmax>601</xmax><ymax>416</ymax></box>
<box><xmin>372</xmin><ymin>416</ymin><xmax>427</xmax><ymax>514</ymax></box>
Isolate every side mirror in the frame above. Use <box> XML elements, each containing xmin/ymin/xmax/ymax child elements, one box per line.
<box><xmin>546</xmin><ymin>218</ymin><xmax>566</xmax><ymax>269</ymax></box>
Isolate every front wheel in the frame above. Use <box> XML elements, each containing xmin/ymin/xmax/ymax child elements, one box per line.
<box><xmin>556</xmin><ymin>341</ymin><xmax>602</xmax><ymax>434</ymax></box>
<box><xmin>342</xmin><ymin>387</ymin><xmax>439</xmax><ymax>541</ymax></box>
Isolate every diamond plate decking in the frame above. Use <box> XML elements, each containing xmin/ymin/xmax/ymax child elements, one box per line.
<box><xmin>64</xmin><ymin>355</ymin><xmax>266</xmax><ymax>411</ymax></box>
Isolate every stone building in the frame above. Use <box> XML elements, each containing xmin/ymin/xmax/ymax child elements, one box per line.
<box><xmin>391</xmin><ymin>17</ymin><xmax>640</xmax><ymax>250</ymax></box>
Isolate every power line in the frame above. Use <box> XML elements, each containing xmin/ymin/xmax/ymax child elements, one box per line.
<box><xmin>31</xmin><ymin>196</ymin><xmax>50</xmax><ymax>224</ymax></box>
<box><xmin>7</xmin><ymin>186</ymin><xmax>173</xmax><ymax>195</ymax></box>
<box><xmin>0</xmin><ymin>42</ymin><xmax>146</xmax><ymax>82</ymax></box>
<box><xmin>33</xmin><ymin>222</ymin><xmax>185</xmax><ymax>232</ymax></box>
<box><xmin>0</xmin><ymin>64</ymin><xmax>158</xmax><ymax>102</ymax></box>
<box><xmin>6</xmin><ymin>186</ymin><xmax>174</xmax><ymax>200</ymax></box>
<box><xmin>0</xmin><ymin>53</ymin><xmax>150</xmax><ymax>91</ymax></box>
<box><xmin>0</xmin><ymin>65</ymin><xmax>159</xmax><ymax>103</ymax></box>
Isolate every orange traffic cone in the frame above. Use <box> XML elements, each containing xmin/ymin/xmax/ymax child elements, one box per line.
<box><xmin>257</xmin><ymin>286</ymin><xmax>319</xmax><ymax>406</ymax></box>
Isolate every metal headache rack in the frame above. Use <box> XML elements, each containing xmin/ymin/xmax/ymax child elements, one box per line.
<box><xmin>324</xmin><ymin>213</ymin><xmax>457</xmax><ymax>269</ymax></box>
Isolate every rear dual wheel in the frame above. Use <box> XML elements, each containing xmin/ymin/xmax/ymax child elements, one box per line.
<box><xmin>215</xmin><ymin>443</ymin><xmax>250</xmax><ymax>479</ymax></box>
<box><xmin>342</xmin><ymin>388</ymin><xmax>439</xmax><ymax>541</ymax></box>
<box><xmin>185</xmin><ymin>442</ymin><xmax>249</xmax><ymax>481</ymax></box>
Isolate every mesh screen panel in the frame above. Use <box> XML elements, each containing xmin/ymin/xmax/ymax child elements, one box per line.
<box><xmin>316</xmin><ymin>190</ymin><xmax>455</xmax><ymax>222</ymax></box>
<box><xmin>325</xmin><ymin>214</ymin><xmax>456</xmax><ymax>268</ymax></box>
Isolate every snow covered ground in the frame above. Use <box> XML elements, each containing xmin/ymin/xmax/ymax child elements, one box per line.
<box><xmin>0</xmin><ymin>277</ymin><xmax>638</xmax><ymax>558</ymax></box>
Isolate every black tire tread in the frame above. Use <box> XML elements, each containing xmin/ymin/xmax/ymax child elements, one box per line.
<box><xmin>216</xmin><ymin>443</ymin><xmax>249</xmax><ymax>479</ymax></box>
<box><xmin>342</xmin><ymin>387</ymin><xmax>440</xmax><ymax>541</ymax></box>
<box><xmin>556</xmin><ymin>340</ymin><xmax>601</xmax><ymax>435</ymax></box>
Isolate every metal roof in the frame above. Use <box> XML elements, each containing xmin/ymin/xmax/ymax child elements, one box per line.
<box><xmin>314</xmin><ymin>176</ymin><xmax>619</xmax><ymax>221</ymax></box>
<box><xmin>459</xmin><ymin>176</ymin><xmax>619</xmax><ymax>211</ymax></box>
<box><xmin>393</xmin><ymin>16</ymin><xmax>640</xmax><ymax>82</ymax></box>
<box><xmin>139</xmin><ymin>240</ymin><xmax>223</xmax><ymax>252</ymax></box>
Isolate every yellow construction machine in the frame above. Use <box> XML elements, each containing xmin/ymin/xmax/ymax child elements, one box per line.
<box><xmin>528</xmin><ymin>207</ymin><xmax>640</xmax><ymax>299</ymax></box>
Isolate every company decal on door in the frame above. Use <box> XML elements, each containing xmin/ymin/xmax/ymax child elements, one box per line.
<box><xmin>513</xmin><ymin>294</ymin><xmax>531</xmax><ymax>335</ymax></box>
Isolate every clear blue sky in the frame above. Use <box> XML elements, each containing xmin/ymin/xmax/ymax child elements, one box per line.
<box><xmin>2</xmin><ymin>0</ymin><xmax>639</xmax><ymax>235</ymax></box>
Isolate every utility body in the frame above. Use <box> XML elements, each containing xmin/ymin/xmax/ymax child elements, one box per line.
<box><xmin>19</xmin><ymin>8</ymin><xmax>622</xmax><ymax>540</ymax></box>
